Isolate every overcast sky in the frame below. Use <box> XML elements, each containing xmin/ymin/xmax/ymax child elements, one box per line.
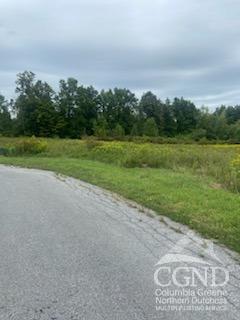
<box><xmin>0</xmin><ymin>0</ymin><xmax>240</xmax><ymax>108</ymax></box>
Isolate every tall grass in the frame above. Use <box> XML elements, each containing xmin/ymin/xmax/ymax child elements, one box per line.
<box><xmin>1</xmin><ymin>137</ymin><xmax>240</xmax><ymax>192</ymax></box>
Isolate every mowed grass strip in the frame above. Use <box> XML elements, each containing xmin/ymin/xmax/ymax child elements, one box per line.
<box><xmin>0</xmin><ymin>156</ymin><xmax>239</xmax><ymax>253</ymax></box>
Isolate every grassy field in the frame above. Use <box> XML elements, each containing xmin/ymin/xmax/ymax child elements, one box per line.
<box><xmin>0</xmin><ymin>137</ymin><xmax>240</xmax><ymax>253</ymax></box>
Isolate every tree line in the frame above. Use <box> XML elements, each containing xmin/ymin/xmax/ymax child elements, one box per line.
<box><xmin>0</xmin><ymin>71</ymin><xmax>240</xmax><ymax>142</ymax></box>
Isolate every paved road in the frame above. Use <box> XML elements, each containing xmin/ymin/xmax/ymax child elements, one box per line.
<box><xmin>0</xmin><ymin>165</ymin><xmax>239</xmax><ymax>320</ymax></box>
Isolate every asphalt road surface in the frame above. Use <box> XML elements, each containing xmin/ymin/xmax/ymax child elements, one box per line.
<box><xmin>0</xmin><ymin>165</ymin><xmax>239</xmax><ymax>320</ymax></box>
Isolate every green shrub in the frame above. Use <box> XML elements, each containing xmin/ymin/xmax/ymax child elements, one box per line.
<box><xmin>0</xmin><ymin>147</ymin><xmax>9</xmax><ymax>156</ymax></box>
<box><xmin>13</xmin><ymin>138</ymin><xmax>47</xmax><ymax>155</ymax></box>
<box><xmin>191</xmin><ymin>129</ymin><xmax>207</xmax><ymax>141</ymax></box>
<box><xmin>112</xmin><ymin>124</ymin><xmax>125</xmax><ymax>137</ymax></box>
<box><xmin>143</xmin><ymin>118</ymin><xmax>159</xmax><ymax>137</ymax></box>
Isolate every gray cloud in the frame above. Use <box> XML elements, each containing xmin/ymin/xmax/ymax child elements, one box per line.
<box><xmin>0</xmin><ymin>0</ymin><xmax>240</xmax><ymax>107</ymax></box>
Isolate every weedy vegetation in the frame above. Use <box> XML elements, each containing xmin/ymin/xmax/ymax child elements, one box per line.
<box><xmin>0</xmin><ymin>136</ymin><xmax>240</xmax><ymax>253</ymax></box>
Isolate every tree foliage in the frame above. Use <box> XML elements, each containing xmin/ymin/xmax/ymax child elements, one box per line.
<box><xmin>0</xmin><ymin>95</ymin><xmax>12</xmax><ymax>135</ymax></box>
<box><xmin>143</xmin><ymin>118</ymin><xmax>159</xmax><ymax>137</ymax></box>
<box><xmin>0</xmin><ymin>71</ymin><xmax>239</xmax><ymax>142</ymax></box>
